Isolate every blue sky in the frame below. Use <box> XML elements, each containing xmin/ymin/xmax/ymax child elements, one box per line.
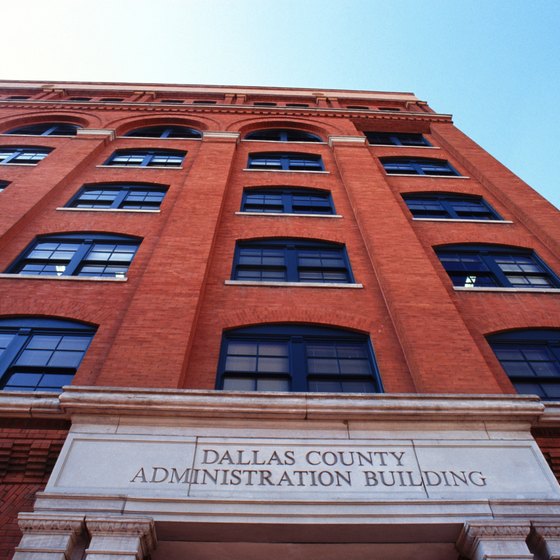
<box><xmin>4</xmin><ymin>0</ymin><xmax>560</xmax><ymax>207</ymax></box>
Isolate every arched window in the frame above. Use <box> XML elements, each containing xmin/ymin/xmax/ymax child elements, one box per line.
<box><xmin>7</xmin><ymin>233</ymin><xmax>141</xmax><ymax>279</ymax></box>
<box><xmin>245</xmin><ymin>129</ymin><xmax>322</xmax><ymax>142</ymax></box>
<box><xmin>241</xmin><ymin>187</ymin><xmax>335</xmax><ymax>215</ymax></box>
<box><xmin>217</xmin><ymin>324</ymin><xmax>382</xmax><ymax>393</ymax></box>
<box><xmin>487</xmin><ymin>329</ymin><xmax>560</xmax><ymax>400</ymax></box>
<box><xmin>247</xmin><ymin>152</ymin><xmax>324</xmax><ymax>171</ymax></box>
<box><xmin>104</xmin><ymin>149</ymin><xmax>185</xmax><ymax>167</ymax></box>
<box><xmin>232</xmin><ymin>238</ymin><xmax>354</xmax><ymax>284</ymax></box>
<box><xmin>403</xmin><ymin>193</ymin><xmax>502</xmax><ymax>220</ymax></box>
<box><xmin>67</xmin><ymin>183</ymin><xmax>168</xmax><ymax>210</ymax></box>
<box><xmin>0</xmin><ymin>317</ymin><xmax>96</xmax><ymax>392</ymax></box>
<box><xmin>0</xmin><ymin>146</ymin><xmax>52</xmax><ymax>165</ymax></box>
<box><xmin>381</xmin><ymin>157</ymin><xmax>459</xmax><ymax>176</ymax></box>
<box><xmin>124</xmin><ymin>125</ymin><xmax>202</xmax><ymax>139</ymax></box>
<box><xmin>436</xmin><ymin>244</ymin><xmax>560</xmax><ymax>289</ymax></box>
<box><xmin>6</xmin><ymin>123</ymin><xmax>80</xmax><ymax>136</ymax></box>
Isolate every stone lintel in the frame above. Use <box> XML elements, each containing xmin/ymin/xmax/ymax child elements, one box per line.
<box><xmin>76</xmin><ymin>129</ymin><xmax>116</xmax><ymax>140</ymax></box>
<box><xmin>328</xmin><ymin>135</ymin><xmax>368</xmax><ymax>147</ymax></box>
<box><xmin>202</xmin><ymin>131</ymin><xmax>240</xmax><ymax>142</ymax></box>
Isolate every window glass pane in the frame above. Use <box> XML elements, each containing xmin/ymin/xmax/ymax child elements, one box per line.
<box><xmin>307</xmin><ymin>358</ymin><xmax>339</xmax><ymax>374</ymax></box>
<box><xmin>256</xmin><ymin>378</ymin><xmax>290</xmax><ymax>391</ymax></box>
<box><xmin>3</xmin><ymin>372</ymin><xmax>42</xmax><ymax>388</ymax></box>
<box><xmin>308</xmin><ymin>379</ymin><xmax>342</xmax><ymax>392</ymax></box>
<box><xmin>339</xmin><ymin>359</ymin><xmax>372</xmax><ymax>375</ymax></box>
<box><xmin>258</xmin><ymin>343</ymin><xmax>288</xmax><ymax>356</ymax></box>
<box><xmin>227</xmin><ymin>341</ymin><xmax>258</xmax><ymax>355</ymax></box>
<box><xmin>38</xmin><ymin>373</ymin><xmax>74</xmax><ymax>389</ymax></box>
<box><xmin>26</xmin><ymin>335</ymin><xmax>61</xmax><ymax>350</ymax></box>
<box><xmin>16</xmin><ymin>350</ymin><xmax>52</xmax><ymax>366</ymax></box>
<box><xmin>341</xmin><ymin>380</ymin><xmax>376</xmax><ymax>393</ymax></box>
<box><xmin>223</xmin><ymin>376</ymin><xmax>255</xmax><ymax>391</ymax></box>
<box><xmin>501</xmin><ymin>362</ymin><xmax>533</xmax><ymax>376</ymax></box>
<box><xmin>58</xmin><ymin>336</ymin><xmax>92</xmax><ymax>351</ymax></box>
<box><xmin>225</xmin><ymin>356</ymin><xmax>257</xmax><ymax>372</ymax></box>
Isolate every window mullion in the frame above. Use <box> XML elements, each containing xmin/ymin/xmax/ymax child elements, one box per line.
<box><xmin>283</xmin><ymin>192</ymin><xmax>293</xmax><ymax>213</ymax></box>
<box><xmin>141</xmin><ymin>154</ymin><xmax>152</xmax><ymax>167</ymax></box>
<box><xmin>65</xmin><ymin>242</ymin><xmax>91</xmax><ymax>276</ymax></box>
<box><xmin>290</xmin><ymin>337</ymin><xmax>306</xmax><ymax>391</ymax></box>
<box><xmin>113</xmin><ymin>190</ymin><xmax>129</xmax><ymax>208</ymax></box>
<box><xmin>0</xmin><ymin>330</ymin><xmax>28</xmax><ymax>381</ymax></box>
<box><xmin>281</xmin><ymin>157</ymin><xmax>289</xmax><ymax>170</ymax></box>
<box><xmin>442</xmin><ymin>200</ymin><xmax>457</xmax><ymax>219</ymax></box>
<box><xmin>286</xmin><ymin>246</ymin><xmax>297</xmax><ymax>281</ymax></box>
<box><xmin>485</xmin><ymin>254</ymin><xmax>510</xmax><ymax>286</ymax></box>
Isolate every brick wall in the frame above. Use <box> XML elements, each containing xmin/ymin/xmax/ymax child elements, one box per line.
<box><xmin>0</xmin><ymin>419</ymin><xmax>69</xmax><ymax>560</ymax></box>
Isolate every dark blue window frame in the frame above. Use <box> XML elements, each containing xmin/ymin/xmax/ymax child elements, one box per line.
<box><xmin>436</xmin><ymin>244</ymin><xmax>560</xmax><ymax>289</ymax></box>
<box><xmin>247</xmin><ymin>152</ymin><xmax>324</xmax><ymax>171</ymax></box>
<box><xmin>366</xmin><ymin>132</ymin><xmax>431</xmax><ymax>146</ymax></box>
<box><xmin>245</xmin><ymin>129</ymin><xmax>322</xmax><ymax>142</ymax></box>
<box><xmin>7</xmin><ymin>232</ymin><xmax>141</xmax><ymax>279</ymax></box>
<box><xmin>0</xmin><ymin>147</ymin><xmax>52</xmax><ymax>165</ymax></box>
<box><xmin>217</xmin><ymin>324</ymin><xmax>383</xmax><ymax>394</ymax></box>
<box><xmin>66</xmin><ymin>183</ymin><xmax>168</xmax><ymax>210</ymax></box>
<box><xmin>0</xmin><ymin>317</ymin><xmax>96</xmax><ymax>392</ymax></box>
<box><xmin>0</xmin><ymin>180</ymin><xmax>9</xmax><ymax>192</ymax></box>
<box><xmin>381</xmin><ymin>157</ymin><xmax>460</xmax><ymax>176</ymax></box>
<box><xmin>232</xmin><ymin>239</ymin><xmax>354</xmax><ymax>284</ymax></box>
<box><xmin>488</xmin><ymin>329</ymin><xmax>560</xmax><ymax>401</ymax></box>
<box><xmin>403</xmin><ymin>193</ymin><xmax>502</xmax><ymax>220</ymax></box>
<box><xmin>124</xmin><ymin>125</ymin><xmax>201</xmax><ymax>139</ymax></box>
<box><xmin>6</xmin><ymin>123</ymin><xmax>80</xmax><ymax>136</ymax></box>
<box><xmin>241</xmin><ymin>188</ymin><xmax>335</xmax><ymax>215</ymax></box>
<box><xmin>104</xmin><ymin>149</ymin><xmax>185</xmax><ymax>167</ymax></box>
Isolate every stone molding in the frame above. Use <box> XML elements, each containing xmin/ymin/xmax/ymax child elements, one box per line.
<box><xmin>532</xmin><ymin>522</ymin><xmax>560</xmax><ymax>538</ymax></box>
<box><xmin>202</xmin><ymin>131</ymin><xmax>240</xmax><ymax>142</ymax></box>
<box><xmin>58</xmin><ymin>387</ymin><xmax>543</xmax><ymax>422</ymax></box>
<box><xmin>18</xmin><ymin>513</ymin><xmax>85</xmax><ymax>534</ymax></box>
<box><xmin>328</xmin><ymin>135</ymin><xmax>368</xmax><ymax>146</ymax></box>
<box><xmin>76</xmin><ymin>128</ymin><xmax>116</xmax><ymax>139</ymax></box>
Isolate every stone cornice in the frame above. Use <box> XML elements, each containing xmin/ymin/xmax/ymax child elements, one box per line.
<box><xmin>0</xmin><ymin>100</ymin><xmax>453</xmax><ymax>123</ymax></box>
<box><xmin>0</xmin><ymin>391</ymin><xmax>65</xmax><ymax>419</ymax></box>
<box><xmin>56</xmin><ymin>387</ymin><xmax>544</xmax><ymax>422</ymax></box>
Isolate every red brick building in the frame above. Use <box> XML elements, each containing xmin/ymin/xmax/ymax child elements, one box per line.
<box><xmin>0</xmin><ymin>81</ymin><xmax>559</xmax><ymax>560</ymax></box>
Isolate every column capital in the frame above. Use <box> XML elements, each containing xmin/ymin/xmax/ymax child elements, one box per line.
<box><xmin>18</xmin><ymin>512</ymin><xmax>85</xmax><ymax>534</ymax></box>
<box><xmin>457</xmin><ymin>520</ymin><xmax>532</xmax><ymax>560</ymax></box>
<box><xmin>531</xmin><ymin>521</ymin><xmax>560</xmax><ymax>560</ymax></box>
<box><xmin>85</xmin><ymin>516</ymin><xmax>156</xmax><ymax>559</ymax></box>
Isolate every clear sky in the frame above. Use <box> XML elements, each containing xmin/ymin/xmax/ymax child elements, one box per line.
<box><xmin>3</xmin><ymin>0</ymin><xmax>559</xmax><ymax>207</ymax></box>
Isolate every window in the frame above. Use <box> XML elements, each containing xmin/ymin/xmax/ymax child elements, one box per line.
<box><xmin>160</xmin><ymin>99</ymin><xmax>183</xmax><ymax>104</ymax></box>
<box><xmin>0</xmin><ymin>180</ymin><xmax>9</xmax><ymax>192</ymax></box>
<box><xmin>124</xmin><ymin>125</ymin><xmax>201</xmax><ymax>139</ymax></box>
<box><xmin>0</xmin><ymin>147</ymin><xmax>52</xmax><ymax>165</ymax></box>
<box><xmin>6</xmin><ymin>96</ymin><xmax>30</xmax><ymax>100</ymax></box>
<box><xmin>381</xmin><ymin>157</ymin><xmax>460</xmax><ymax>176</ymax></box>
<box><xmin>7</xmin><ymin>233</ymin><xmax>141</xmax><ymax>279</ymax></box>
<box><xmin>378</xmin><ymin>107</ymin><xmax>401</xmax><ymax>112</ymax></box>
<box><xmin>403</xmin><ymin>193</ymin><xmax>502</xmax><ymax>220</ymax></box>
<box><xmin>286</xmin><ymin>103</ymin><xmax>309</xmax><ymax>107</ymax></box>
<box><xmin>436</xmin><ymin>244</ymin><xmax>560</xmax><ymax>289</ymax></box>
<box><xmin>488</xmin><ymin>329</ymin><xmax>560</xmax><ymax>401</ymax></box>
<box><xmin>232</xmin><ymin>239</ymin><xmax>354</xmax><ymax>283</ymax></box>
<box><xmin>241</xmin><ymin>188</ymin><xmax>335</xmax><ymax>215</ymax></box>
<box><xmin>6</xmin><ymin>123</ymin><xmax>80</xmax><ymax>136</ymax></box>
<box><xmin>0</xmin><ymin>317</ymin><xmax>95</xmax><ymax>392</ymax></box>
<box><xmin>104</xmin><ymin>149</ymin><xmax>185</xmax><ymax>167</ymax></box>
<box><xmin>68</xmin><ymin>97</ymin><xmax>92</xmax><ymax>101</ymax></box>
<box><xmin>253</xmin><ymin>102</ymin><xmax>277</xmax><ymax>107</ymax></box>
<box><xmin>247</xmin><ymin>153</ymin><xmax>324</xmax><ymax>171</ymax></box>
<box><xmin>99</xmin><ymin>97</ymin><xmax>124</xmax><ymax>102</ymax></box>
<box><xmin>217</xmin><ymin>324</ymin><xmax>382</xmax><ymax>393</ymax></box>
<box><xmin>245</xmin><ymin>129</ymin><xmax>322</xmax><ymax>142</ymax></box>
<box><xmin>346</xmin><ymin>105</ymin><xmax>369</xmax><ymax>110</ymax></box>
<box><xmin>67</xmin><ymin>183</ymin><xmax>167</xmax><ymax>210</ymax></box>
<box><xmin>366</xmin><ymin>132</ymin><xmax>430</xmax><ymax>146</ymax></box>
<box><xmin>192</xmin><ymin>100</ymin><xmax>217</xmax><ymax>104</ymax></box>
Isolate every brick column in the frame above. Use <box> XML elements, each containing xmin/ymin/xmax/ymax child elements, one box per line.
<box><xmin>13</xmin><ymin>513</ymin><xmax>85</xmax><ymax>560</ymax></box>
<box><xmin>84</xmin><ymin>517</ymin><xmax>156</xmax><ymax>560</ymax></box>
<box><xmin>530</xmin><ymin>522</ymin><xmax>560</xmax><ymax>560</ymax></box>
<box><xmin>456</xmin><ymin>521</ymin><xmax>533</xmax><ymax>560</ymax></box>
<box><xmin>329</xmin><ymin>136</ymin><xmax>502</xmax><ymax>393</ymax></box>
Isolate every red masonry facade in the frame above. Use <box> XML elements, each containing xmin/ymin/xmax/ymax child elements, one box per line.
<box><xmin>0</xmin><ymin>81</ymin><xmax>560</xmax><ymax>560</ymax></box>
